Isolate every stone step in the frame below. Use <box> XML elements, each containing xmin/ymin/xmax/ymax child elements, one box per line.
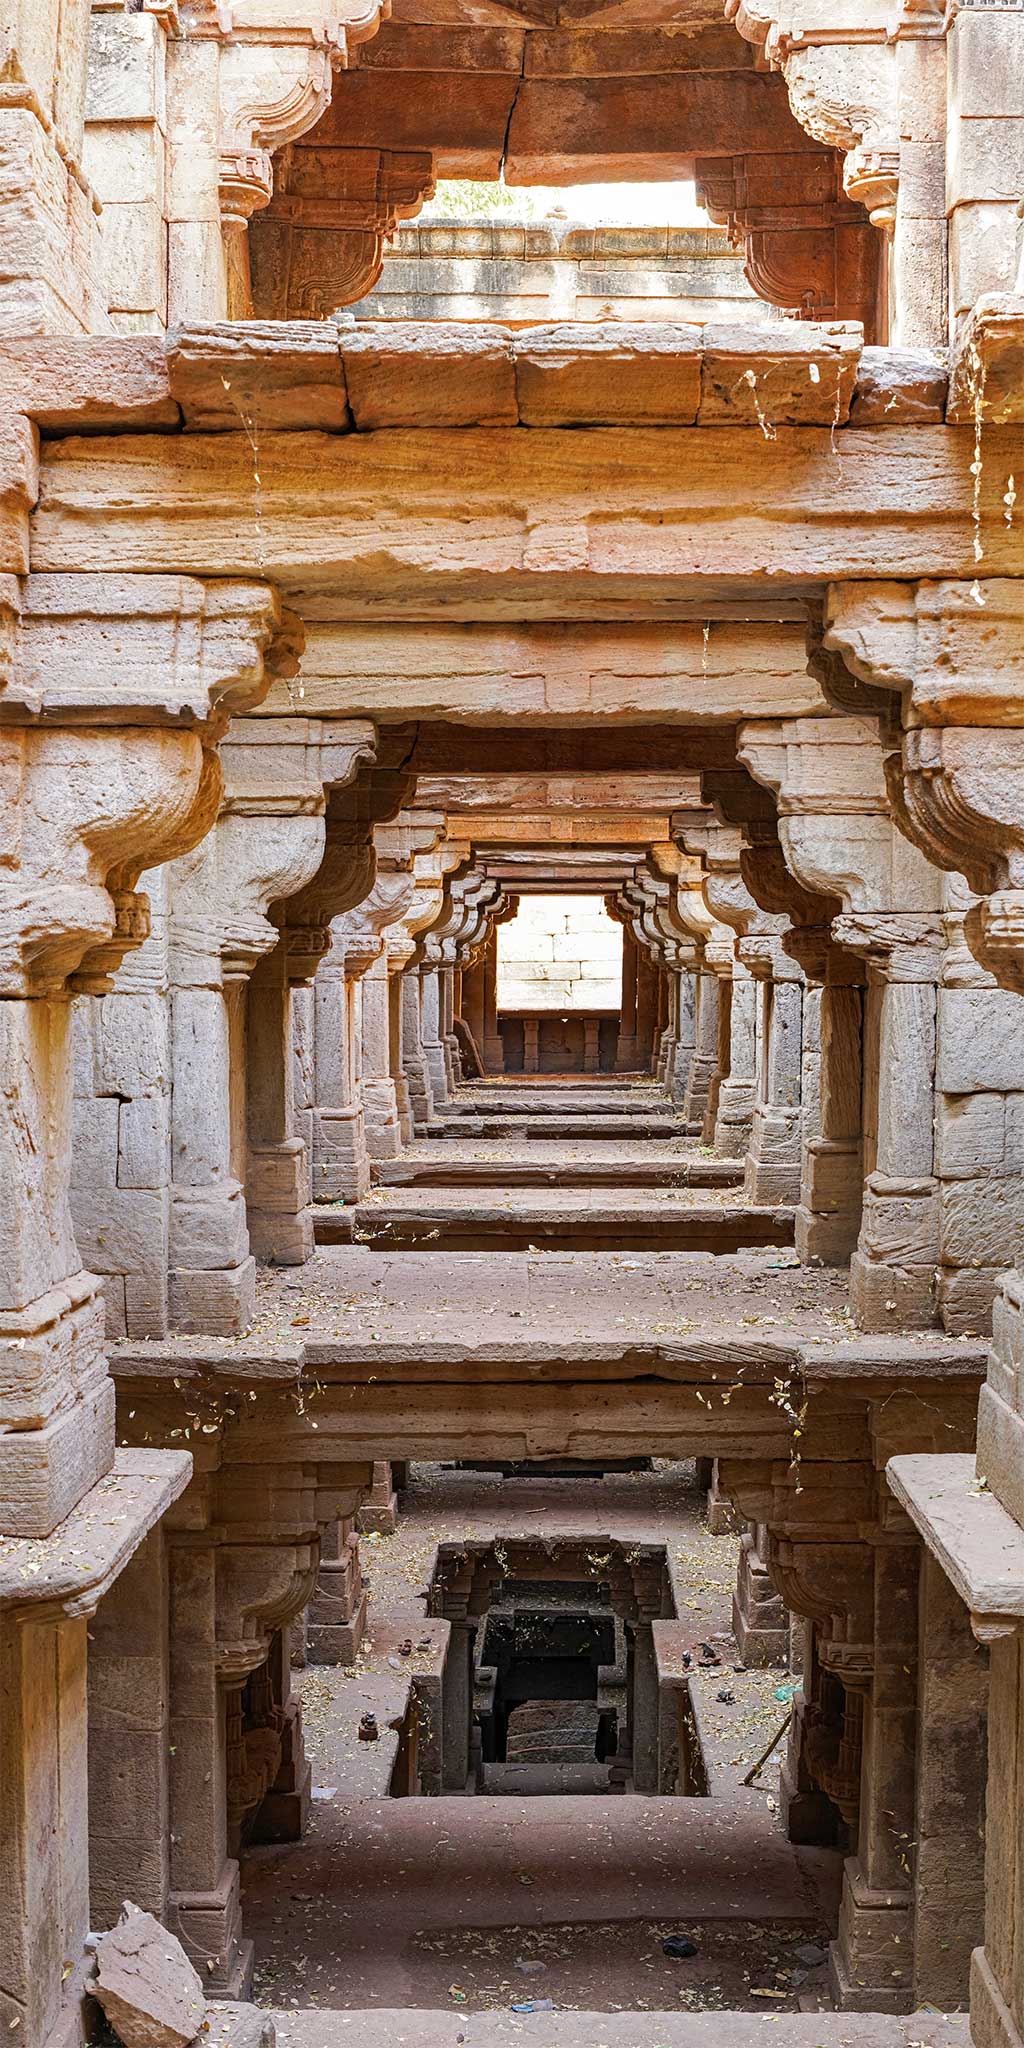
<box><xmin>450</xmin><ymin>1095</ymin><xmax>676</xmax><ymax>1116</ymax></box>
<box><xmin>373</xmin><ymin>1156</ymin><xmax>742</xmax><ymax>1190</ymax></box>
<box><xmin>482</xmin><ymin>1761</ymin><xmax>611</xmax><ymax>1795</ymax></box>
<box><xmin>266</xmin><ymin>2008</ymin><xmax>970</xmax><ymax>2048</ymax></box>
<box><xmin>423</xmin><ymin>1116</ymin><xmax>698</xmax><ymax>1140</ymax></box>
<box><xmin>315</xmin><ymin>1199</ymin><xmax>795</xmax><ymax>1254</ymax></box>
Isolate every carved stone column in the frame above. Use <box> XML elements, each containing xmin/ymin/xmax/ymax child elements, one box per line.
<box><xmin>835</xmin><ymin>910</ymin><xmax>944</xmax><ymax>1330</ymax></box>
<box><xmin>739</xmin><ymin>935</ymin><xmax>806</xmax><ymax>1204</ymax></box>
<box><xmin>160</xmin><ymin>718</ymin><xmax>376</xmax><ymax>1315</ymax></box>
<box><xmin>3</xmin><ymin>573</ymin><xmax>290</xmax><ymax>1528</ymax></box>
<box><xmin>739</xmin><ymin>710</ymin><xmax>946</xmax><ymax>1324</ymax></box>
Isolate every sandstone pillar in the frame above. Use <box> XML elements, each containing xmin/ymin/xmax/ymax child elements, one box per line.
<box><xmin>842</xmin><ymin>919</ymin><xmax>942</xmax><ymax>1332</ymax></box>
<box><xmin>361</xmin><ymin>1460</ymin><xmax>399</xmax><ymax>1535</ymax></box>
<box><xmin>714</xmin><ymin>959</ymin><xmax>758</xmax><ymax>1157</ymax></box>
<box><xmin>246</xmin><ymin>941</ymin><xmax>312</xmax><ymax>1264</ymax></box>
<box><xmin>831</xmin><ymin>1540</ymin><xmax>920</xmax><ymax>2014</ymax></box>
<box><xmin>733</xmin><ymin>1524</ymin><xmax>787</xmax><ymax>1667</ymax></box>
<box><xmin>420</xmin><ymin>957</ymin><xmax>449</xmax><ymax>1105</ymax></box>
<box><xmin>744</xmin><ymin>952</ymin><xmax>805</xmax><ymax>1205</ymax></box>
<box><xmin>617</xmin><ymin>926</ymin><xmax>640</xmax><ymax>1070</ymax></box>
<box><xmin>306</xmin><ymin>1517</ymin><xmax>367</xmax><ymax>1665</ymax></box>
<box><xmin>0</xmin><ymin>1611</ymin><xmax>90</xmax><ymax>2046</ymax></box>
<box><xmin>912</xmin><ymin>1549</ymin><xmax>987</xmax><ymax>2011</ymax></box>
<box><xmin>798</xmin><ymin>978</ymin><xmax>865</xmax><ymax>1265</ymax></box>
<box><xmin>630</xmin><ymin>1617</ymin><xmax>660</xmax><ymax>1794</ymax></box>
<box><xmin>685</xmin><ymin>966</ymin><xmax>720</xmax><ymax>1128</ymax></box>
<box><xmin>481</xmin><ymin>926</ymin><xmax>504</xmax><ymax>1074</ymax></box>
<box><xmin>635</xmin><ymin>948</ymin><xmax>660</xmax><ymax>1075</ymax></box>
<box><xmin>667</xmin><ymin>957</ymin><xmax>697</xmax><ymax>1103</ymax></box>
<box><xmin>0</xmin><ymin>0</ymin><xmax>107</xmax><ymax>335</ymax></box>
<box><xmin>361</xmin><ymin>949</ymin><xmax>401</xmax><ymax>1160</ymax></box>
<box><xmin>402</xmin><ymin>969</ymin><xmax>435</xmax><ymax>1125</ymax></box>
<box><xmin>166</xmin><ymin>1538</ymin><xmax>250</xmax><ymax>1994</ymax></box>
<box><xmin>88</xmin><ymin>1526</ymin><xmax>171</xmax><ymax>1926</ymax></box>
<box><xmin>442</xmin><ymin>1618</ymin><xmax>476</xmax><ymax>1792</ymax></box>
<box><xmin>307</xmin><ymin>928</ymin><xmax>376</xmax><ymax>1205</ymax></box>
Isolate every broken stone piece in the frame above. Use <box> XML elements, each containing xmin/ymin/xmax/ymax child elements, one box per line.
<box><xmin>92</xmin><ymin>1902</ymin><xmax>206</xmax><ymax>2048</ymax></box>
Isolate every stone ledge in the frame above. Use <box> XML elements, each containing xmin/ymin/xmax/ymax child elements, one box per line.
<box><xmin>887</xmin><ymin>1450</ymin><xmax>1024</xmax><ymax>1637</ymax></box>
<box><xmin>0</xmin><ymin>1448</ymin><xmax>191</xmax><ymax>1616</ymax></box>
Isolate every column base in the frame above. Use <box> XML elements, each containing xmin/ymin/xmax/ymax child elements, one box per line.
<box><xmin>360</xmin><ymin>1462</ymin><xmax>398</xmax><ymax>1535</ymax></box>
<box><xmin>828</xmin><ymin>1859</ymin><xmax>913</xmax><ymax>2014</ymax></box>
<box><xmin>394</xmin><ymin>1074</ymin><xmax>414</xmax><ymax>1146</ymax></box>
<box><xmin>310</xmin><ymin>1105</ymin><xmax>371</xmax><ymax>1205</ymax></box>
<box><xmin>247</xmin><ymin>1139</ymin><xmax>314</xmax><ymax>1265</ymax></box>
<box><xmin>849</xmin><ymin>1251</ymin><xmax>938</xmax><ymax>1331</ymax></box>
<box><xmin>779</xmin><ymin>1697</ymin><xmax>841</xmax><ymax>1846</ymax></box>
<box><xmin>168</xmin><ymin>1258</ymin><xmax>256</xmax><ymax>1336</ymax></box>
<box><xmin>167</xmin><ymin>1861</ymin><xmax>252</xmax><ymax>1997</ymax></box>
<box><xmin>849</xmin><ymin>1175</ymin><xmax>940</xmax><ymax>1329</ymax></box>
<box><xmin>713</xmin><ymin>1079</ymin><xmax>755</xmax><ymax>1159</ymax></box>
<box><xmin>424</xmin><ymin>1045</ymin><xmax>449</xmax><ymax>1103</ymax></box>
<box><xmin>307</xmin><ymin>1592</ymin><xmax>368</xmax><ymax>1667</ymax></box>
<box><xmin>744</xmin><ymin>1106</ymin><xmax>802</xmax><ymax>1204</ymax></box>
<box><xmin>307</xmin><ymin>1536</ymin><xmax>369</xmax><ymax>1666</ymax></box>
<box><xmin>247</xmin><ymin>1208</ymin><xmax>314</xmax><ymax>1265</ymax></box>
<box><xmin>796</xmin><ymin>1205</ymin><xmax>862</xmax><ymax>1267</ymax></box>
<box><xmin>705</xmin><ymin>1466</ymin><xmax>738</xmax><ymax>1535</ymax></box>
<box><xmin>251</xmin><ymin>1700</ymin><xmax>311</xmax><ymax>1844</ymax></box>
<box><xmin>795</xmin><ymin>1137</ymin><xmax>863</xmax><ymax>1264</ymax></box>
<box><xmin>732</xmin><ymin>1534</ymin><xmax>787</xmax><ymax>1666</ymax></box>
<box><xmin>362</xmin><ymin>1080</ymin><xmax>403</xmax><ymax>1161</ymax></box>
<box><xmin>683</xmin><ymin>1055</ymin><xmax>716</xmax><ymax>1128</ymax></box>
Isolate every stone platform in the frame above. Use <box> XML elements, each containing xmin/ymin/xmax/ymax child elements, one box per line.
<box><xmin>112</xmin><ymin>1248</ymin><xmax>986</xmax><ymax>1482</ymax></box>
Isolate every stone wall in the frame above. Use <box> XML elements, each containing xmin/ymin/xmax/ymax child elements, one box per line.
<box><xmin>497</xmin><ymin>896</ymin><xmax>623</xmax><ymax>1014</ymax></box>
<box><xmin>357</xmin><ymin>220</ymin><xmax>769</xmax><ymax>326</ymax></box>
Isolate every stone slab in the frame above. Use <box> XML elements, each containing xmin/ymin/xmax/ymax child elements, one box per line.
<box><xmin>887</xmin><ymin>1451</ymin><xmax>1024</xmax><ymax>1626</ymax></box>
<box><xmin>0</xmin><ymin>1449</ymin><xmax>191</xmax><ymax>1616</ymax></box>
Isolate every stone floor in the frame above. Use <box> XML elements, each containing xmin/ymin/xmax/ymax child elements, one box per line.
<box><xmin>248</xmin><ymin>1244</ymin><xmax>848</xmax><ymax>1346</ymax></box>
<box><xmin>243</xmin><ymin>1466</ymin><xmax>841</xmax><ymax>2017</ymax></box>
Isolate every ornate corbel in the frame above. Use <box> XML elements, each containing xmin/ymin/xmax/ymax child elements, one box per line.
<box><xmin>824</xmin><ymin>579</ymin><xmax>1024</xmax><ymax>990</ymax></box>
<box><xmin>1</xmin><ymin>578</ymin><xmax>294</xmax><ymax>999</ymax></box>
<box><xmin>216</xmin><ymin>1539</ymin><xmax>319</xmax><ymax>1684</ymax></box>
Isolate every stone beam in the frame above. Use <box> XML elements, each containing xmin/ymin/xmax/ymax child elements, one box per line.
<box><xmin>34</xmin><ymin>410</ymin><xmax>1024</xmax><ymax>619</ymax></box>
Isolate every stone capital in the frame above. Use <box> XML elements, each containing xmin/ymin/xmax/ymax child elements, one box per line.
<box><xmin>1</xmin><ymin>573</ymin><xmax>299</xmax><ymax>730</ymax></box>
<box><xmin>824</xmin><ymin>579</ymin><xmax>1024</xmax><ymax>988</ymax></box>
<box><xmin>739</xmin><ymin>710</ymin><xmax>944</xmax><ymax>940</ymax></box>
<box><xmin>168</xmin><ymin>715</ymin><xmax>373</xmax><ymax>987</ymax></box>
